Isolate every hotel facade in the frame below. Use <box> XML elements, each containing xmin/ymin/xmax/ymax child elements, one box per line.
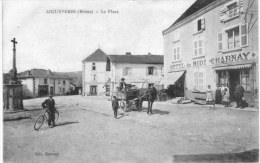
<box><xmin>163</xmin><ymin>0</ymin><xmax>258</xmax><ymax>107</ymax></box>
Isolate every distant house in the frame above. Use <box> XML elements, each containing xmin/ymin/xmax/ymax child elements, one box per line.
<box><xmin>54</xmin><ymin>71</ymin><xmax>82</xmax><ymax>95</ymax></box>
<box><xmin>82</xmin><ymin>49</ymin><xmax>164</xmax><ymax>96</ymax></box>
<box><xmin>18</xmin><ymin>69</ymin><xmax>72</xmax><ymax>98</ymax></box>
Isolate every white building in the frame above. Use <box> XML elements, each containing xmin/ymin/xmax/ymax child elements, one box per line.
<box><xmin>82</xmin><ymin>49</ymin><xmax>164</xmax><ymax>96</ymax></box>
<box><xmin>18</xmin><ymin>69</ymin><xmax>72</xmax><ymax>98</ymax></box>
<box><xmin>162</xmin><ymin>0</ymin><xmax>258</xmax><ymax>106</ymax></box>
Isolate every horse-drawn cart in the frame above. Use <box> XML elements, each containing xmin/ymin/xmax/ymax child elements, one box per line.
<box><xmin>111</xmin><ymin>86</ymin><xmax>157</xmax><ymax>114</ymax></box>
<box><xmin>112</xmin><ymin>89</ymin><xmax>140</xmax><ymax>112</ymax></box>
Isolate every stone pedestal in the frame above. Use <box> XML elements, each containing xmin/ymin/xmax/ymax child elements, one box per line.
<box><xmin>3</xmin><ymin>84</ymin><xmax>23</xmax><ymax>111</ymax></box>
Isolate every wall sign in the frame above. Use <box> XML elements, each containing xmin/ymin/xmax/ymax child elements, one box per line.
<box><xmin>169</xmin><ymin>52</ymin><xmax>256</xmax><ymax>71</ymax></box>
<box><xmin>209</xmin><ymin>52</ymin><xmax>252</xmax><ymax>65</ymax></box>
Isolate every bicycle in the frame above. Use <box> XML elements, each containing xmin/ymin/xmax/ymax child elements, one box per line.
<box><xmin>34</xmin><ymin>109</ymin><xmax>59</xmax><ymax>130</ymax></box>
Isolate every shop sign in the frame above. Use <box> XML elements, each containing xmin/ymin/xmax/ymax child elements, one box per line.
<box><xmin>170</xmin><ymin>52</ymin><xmax>256</xmax><ymax>71</ymax></box>
<box><xmin>170</xmin><ymin>59</ymin><xmax>206</xmax><ymax>71</ymax></box>
<box><xmin>209</xmin><ymin>52</ymin><xmax>254</xmax><ymax>65</ymax></box>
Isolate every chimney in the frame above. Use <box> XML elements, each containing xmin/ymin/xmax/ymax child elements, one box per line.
<box><xmin>126</xmin><ymin>52</ymin><xmax>131</xmax><ymax>55</ymax></box>
<box><xmin>148</xmin><ymin>52</ymin><xmax>152</xmax><ymax>56</ymax></box>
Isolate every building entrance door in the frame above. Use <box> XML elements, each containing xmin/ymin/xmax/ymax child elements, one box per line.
<box><xmin>50</xmin><ymin>86</ymin><xmax>54</xmax><ymax>95</ymax></box>
<box><xmin>229</xmin><ymin>70</ymin><xmax>240</xmax><ymax>101</ymax></box>
<box><xmin>90</xmin><ymin>86</ymin><xmax>97</xmax><ymax>95</ymax></box>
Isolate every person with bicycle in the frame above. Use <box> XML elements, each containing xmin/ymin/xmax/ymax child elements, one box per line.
<box><xmin>42</xmin><ymin>94</ymin><xmax>56</xmax><ymax>128</ymax></box>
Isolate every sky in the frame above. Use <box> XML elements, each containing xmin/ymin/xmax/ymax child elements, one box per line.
<box><xmin>3</xmin><ymin>0</ymin><xmax>196</xmax><ymax>73</ymax></box>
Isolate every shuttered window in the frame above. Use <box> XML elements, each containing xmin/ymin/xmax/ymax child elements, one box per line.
<box><xmin>218</xmin><ymin>24</ymin><xmax>248</xmax><ymax>51</ymax></box>
<box><xmin>194</xmin><ymin>70</ymin><xmax>205</xmax><ymax>91</ymax></box>
<box><xmin>193</xmin><ymin>39</ymin><xmax>203</xmax><ymax>56</ymax></box>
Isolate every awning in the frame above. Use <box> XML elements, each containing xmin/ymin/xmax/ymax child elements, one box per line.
<box><xmin>214</xmin><ymin>63</ymin><xmax>252</xmax><ymax>71</ymax></box>
<box><xmin>164</xmin><ymin>70</ymin><xmax>185</xmax><ymax>87</ymax></box>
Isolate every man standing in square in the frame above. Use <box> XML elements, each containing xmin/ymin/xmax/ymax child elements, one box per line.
<box><xmin>234</xmin><ymin>82</ymin><xmax>245</xmax><ymax>109</ymax></box>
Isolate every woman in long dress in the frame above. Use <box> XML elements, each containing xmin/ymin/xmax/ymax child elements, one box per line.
<box><xmin>206</xmin><ymin>85</ymin><xmax>214</xmax><ymax>105</ymax></box>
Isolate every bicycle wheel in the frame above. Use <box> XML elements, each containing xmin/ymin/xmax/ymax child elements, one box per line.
<box><xmin>55</xmin><ymin>111</ymin><xmax>59</xmax><ymax>123</ymax></box>
<box><xmin>34</xmin><ymin>115</ymin><xmax>45</xmax><ymax>130</ymax></box>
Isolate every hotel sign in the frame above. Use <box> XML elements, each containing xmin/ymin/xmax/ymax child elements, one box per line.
<box><xmin>170</xmin><ymin>52</ymin><xmax>256</xmax><ymax>71</ymax></box>
<box><xmin>209</xmin><ymin>52</ymin><xmax>253</xmax><ymax>65</ymax></box>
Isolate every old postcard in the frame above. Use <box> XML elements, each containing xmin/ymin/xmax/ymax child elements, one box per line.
<box><xmin>2</xmin><ymin>0</ymin><xmax>259</xmax><ymax>162</ymax></box>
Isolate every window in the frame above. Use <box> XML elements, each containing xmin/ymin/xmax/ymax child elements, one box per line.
<box><xmin>227</xmin><ymin>2</ymin><xmax>239</xmax><ymax>18</ymax></box>
<box><xmin>220</xmin><ymin>0</ymin><xmax>242</xmax><ymax>22</ymax></box>
<box><xmin>227</xmin><ymin>26</ymin><xmax>240</xmax><ymax>49</ymax></box>
<box><xmin>92</xmin><ymin>74</ymin><xmax>97</xmax><ymax>81</ymax></box>
<box><xmin>123</xmin><ymin>67</ymin><xmax>132</xmax><ymax>76</ymax></box>
<box><xmin>194</xmin><ymin>70</ymin><xmax>205</xmax><ymax>91</ymax></box>
<box><xmin>92</xmin><ymin>63</ymin><xmax>96</xmax><ymax>71</ymax></box>
<box><xmin>173</xmin><ymin>46</ymin><xmax>181</xmax><ymax>61</ymax></box>
<box><xmin>218</xmin><ymin>71</ymin><xmax>228</xmax><ymax>87</ymax></box>
<box><xmin>197</xmin><ymin>18</ymin><xmax>205</xmax><ymax>32</ymax></box>
<box><xmin>44</xmin><ymin>79</ymin><xmax>48</xmax><ymax>84</ymax></box>
<box><xmin>59</xmin><ymin>87</ymin><xmax>62</xmax><ymax>93</ymax></box>
<box><xmin>241</xmin><ymin>69</ymin><xmax>250</xmax><ymax>91</ymax></box>
<box><xmin>63</xmin><ymin>80</ymin><xmax>66</xmax><ymax>85</ymax></box>
<box><xmin>194</xmin><ymin>39</ymin><xmax>203</xmax><ymax>56</ymax></box>
<box><xmin>148</xmin><ymin>67</ymin><xmax>154</xmax><ymax>75</ymax></box>
<box><xmin>218</xmin><ymin>24</ymin><xmax>248</xmax><ymax>51</ymax></box>
<box><xmin>146</xmin><ymin>67</ymin><xmax>158</xmax><ymax>76</ymax></box>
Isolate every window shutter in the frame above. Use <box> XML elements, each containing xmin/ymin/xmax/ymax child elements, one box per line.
<box><xmin>220</xmin><ymin>8</ymin><xmax>227</xmax><ymax>22</ymax></box>
<box><xmin>240</xmin><ymin>24</ymin><xmax>248</xmax><ymax>47</ymax></box>
<box><xmin>198</xmin><ymin>72</ymin><xmax>204</xmax><ymax>91</ymax></box>
<box><xmin>146</xmin><ymin>67</ymin><xmax>148</xmax><ymax>76</ymax></box>
<box><xmin>174</xmin><ymin>48</ymin><xmax>176</xmax><ymax>60</ymax></box>
<box><xmin>194</xmin><ymin>72</ymin><xmax>198</xmax><ymax>90</ymax></box>
<box><xmin>201</xmin><ymin>18</ymin><xmax>205</xmax><ymax>30</ymax></box>
<box><xmin>154</xmin><ymin>67</ymin><xmax>158</xmax><ymax>76</ymax></box>
<box><xmin>194</xmin><ymin>41</ymin><xmax>198</xmax><ymax>56</ymax></box>
<box><xmin>217</xmin><ymin>32</ymin><xmax>223</xmax><ymax>51</ymax></box>
<box><xmin>199</xmin><ymin>40</ymin><xmax>203</xmax><ymax>55</ymax></box>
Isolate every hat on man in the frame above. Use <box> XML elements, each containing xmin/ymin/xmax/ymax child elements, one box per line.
<box><xmin>121</xmin><ymin>78</ymin><xmax>125</xmax><ymax>81</ymax></box>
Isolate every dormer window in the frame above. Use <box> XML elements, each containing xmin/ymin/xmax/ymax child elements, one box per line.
<box><xmin>220</xmin><ymin>0</ymin><xmax>243</xmax><ymax>22</ymax></box>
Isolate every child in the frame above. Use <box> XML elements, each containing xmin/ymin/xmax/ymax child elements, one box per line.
<box><xmin>206</xmin><ymin>85</ymin><xmax>215</xmax><ymax>109</ymax></box>
<box><xmin>222</xmin><ymin>88</ymin><xmax>230</xmax><ymax>107</ymax></box>
<box><xmin>112</xmin><ymin>96</ymin><xmax>119</xmax><ymax>118</ymax></box>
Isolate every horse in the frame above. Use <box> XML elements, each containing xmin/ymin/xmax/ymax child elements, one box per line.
<box><xmin>135</xmin><ymin>87</ymin><xmax>157</xmax><ymax>114</ymax></box>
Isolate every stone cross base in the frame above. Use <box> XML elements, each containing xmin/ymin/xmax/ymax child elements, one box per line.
<box><xmin>3</xmin><ymin>84</ymin><xmax>23</xmax><ymax>111</ymax></box>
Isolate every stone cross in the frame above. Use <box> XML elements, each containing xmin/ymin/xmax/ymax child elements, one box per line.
<box><xmin>11</xmin><ymin>38</ymin><xmax>18</xmax><ymax>82</ymax></box>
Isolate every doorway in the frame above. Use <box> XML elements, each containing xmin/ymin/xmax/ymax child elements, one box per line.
<box><xmin>90</xmin><ymin>86</ymin><xmax>97</xmax><ymax>95</ymax></box>
<box><xmin>50</xmin><ymin>86</ymin><xmax>54</xmax><ymax>95</ymax></box>
<box><xmin>229</xmin><ymin>70</ymin><xmax>240</xmax><ymax>100</ymax></box>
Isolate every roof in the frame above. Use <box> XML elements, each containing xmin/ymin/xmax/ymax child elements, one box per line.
<box><xmin>54</xmin><ymin>71</ymin><xmax>82</xmax><ymax>87</ymax></box>
<box><xmin>164</xmin><ymin>0</ymin><xmax>218</xmax><ymax>33</ymax></box>
<box><xmin>82</xmin><ymin>48</ymin><xmax>108</xmax><ymax>62</ymax></box>
<box><xmin>108</xmin><ymin>55</ymin><xmax>163</xmax><ymax>64</ymax></box>
<box><xmin>17</xmin><ymin>69</ymin><xmax>72</xmax><ymax>79</ymax></box>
